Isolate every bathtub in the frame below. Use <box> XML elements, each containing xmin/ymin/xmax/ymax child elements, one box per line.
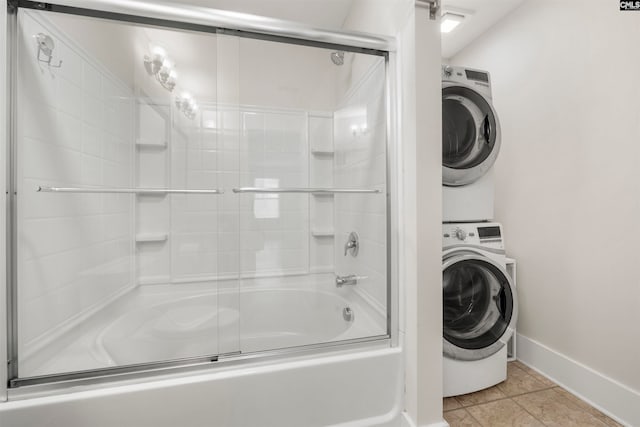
<box><xmin>20</xmin><ymin>275</ymin><xmax>386</xmax><ymax>377</ymax></box>
<box><xmin>96</xmin><ymin>288</ymin><xmax>384</xmax><ymax>366</ymax></box>
<box><xmin>3</xmin><ymin>278</ymin><xmax>402</xmax><ymax>426</ymax></box>
<box><xmin>0</xmin><ymin>345</ymin><xmax>404</xmax><ymax>427</ymax></box>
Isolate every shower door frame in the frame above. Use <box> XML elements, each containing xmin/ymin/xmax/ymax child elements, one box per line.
<box><xmin>2</xmin><ymin>0</ymin><xmax>400</xmax><ymax>396</ymax></box>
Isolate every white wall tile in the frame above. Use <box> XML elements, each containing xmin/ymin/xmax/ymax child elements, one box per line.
<box><xmin>57</xmin><ymin>78</ymin><xmax>83</xmax><ymax>118</ymax></box>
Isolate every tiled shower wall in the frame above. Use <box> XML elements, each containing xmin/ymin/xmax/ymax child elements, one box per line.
<box><xmin>163</xmin><ymin>105</ymin><xmax>312</xmax><ymax>282</ymax></box>
<box><xmin>17</xmin><ymin>12</ymin><xmax>134</xmax><ymax>359</ymax></box>
<box><xmin>334</xmin><ymin>59</ymin><xmax>387</xmax><ymax>313</ymax></box>
<box><xmin>239</xmin><ymin>108</ymin><xmax>309</xmax><ymax>277</ymax></box>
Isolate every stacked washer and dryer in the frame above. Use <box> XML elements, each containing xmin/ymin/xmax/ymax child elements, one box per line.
<box><xmin>441</xmin><ymin>66</ymin><xmax>518</xmax><ymax>397</ymax></box>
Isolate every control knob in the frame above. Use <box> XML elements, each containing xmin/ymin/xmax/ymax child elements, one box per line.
<box><xmin>455</xmin><ymin>228</ymin><xmax>467</xmax><ymax>241</ymax></box>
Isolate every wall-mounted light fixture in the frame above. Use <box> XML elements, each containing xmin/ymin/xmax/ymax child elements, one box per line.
<box><xmin>441</xmin><ymin>12</ymin><xmax>466</xmax><ymax>33</ymax></box>
<box><xmin>175</xmin><ymin>92</ymin><xmax>198</xmax><ymax>120</ymax></box>
<box><xmin>143</xmin><ymin>46</ymin><xmax>177</xmax><ymax>92</ymax></box>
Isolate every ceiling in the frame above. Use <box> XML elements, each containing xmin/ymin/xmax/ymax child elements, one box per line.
<box><xmin>441</xmin><ymin>0</ymin><xmax>526</xmax><ymax>59</ymax></box>
<box><xmin>167</xmin><ymin>0</ymin><xmax>355</xmax><ymax>30</ymax></box>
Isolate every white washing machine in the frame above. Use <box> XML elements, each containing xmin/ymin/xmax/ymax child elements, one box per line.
<box><xmin>442</xmin><ymin>65</ymin><xmax>501</xmax><ymax>222</ymax></box>
<box><xmin>442</xmin><ymin>222</ymin><xmax>517</xmax><ymax>397</ymax></box>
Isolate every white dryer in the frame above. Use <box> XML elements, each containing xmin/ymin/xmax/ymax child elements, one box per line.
<box><xmin>442</xmin><ymin>222</ymin><xmax>517</xmax><ymax>397</ymax></box>
<box><xmin>442</xmin><ymin>65</ymin><xmax>501</xmax><ymax>222</ymax></box>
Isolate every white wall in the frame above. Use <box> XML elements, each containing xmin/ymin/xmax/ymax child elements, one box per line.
<box><xmin>343</xmin><ymin>2</ymin><xmax>444</xmax><ymax>426</ymax></box>
<box><xmin>451</xmin><ymin>0</ymin><xmax>640</xmax><ymax>402</ymax></box>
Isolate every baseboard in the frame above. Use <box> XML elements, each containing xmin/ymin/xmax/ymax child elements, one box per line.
<box><xmin>400</xmin><ymin>412</ymin><xmax>448</xmax><ymax>427</ymax></box>
<box><xmin>516</xmin><ymin>333</ymin><xmax>639</xmax><ymax>426</ymax></box>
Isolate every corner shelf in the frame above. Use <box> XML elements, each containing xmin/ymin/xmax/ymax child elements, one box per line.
<box><xmin>311</xmin><ymin>149</ymin><xmax>334</xmax><ymax>156</ymax></box>
<box><xmin>311</xmin><ymin>230</ymin><xmax>335</xmax><ymax>237</ymax></box>
<box><xmin>136</xmin><ymin>139</ymin><xmax>167</xmax><ymax>149</ymax></box>
<box><xmin>135</xmin><ymin>233</ymin><xmax>168</xmax><ymax>243</ymax></box>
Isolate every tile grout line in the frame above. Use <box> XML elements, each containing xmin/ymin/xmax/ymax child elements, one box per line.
<box><xmin>463</xmin><ymin>406</ymin><xmax>485</xmax><ymax>427</ymax></box>
<box><xmin>509</xmin><ymin>395</ymin><xmax>551</xmax><ymax>426</ymax></box>
<box><xmin>443</xmin><ymin>384</ymin><xmax>558</xmax><ymax>412</ymax></box>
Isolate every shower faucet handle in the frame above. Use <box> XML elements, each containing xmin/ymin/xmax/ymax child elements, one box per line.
<box><xmin>344</xmin><ymin>232</ymin><xmax>359</xmax><ymax>257</ymax></box>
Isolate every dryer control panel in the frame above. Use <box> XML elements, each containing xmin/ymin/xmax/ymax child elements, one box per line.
<box><xmin>441</xmin><ymin>65</ymin><xmax>492</xmax><ymax>94</ymax></box>
<box><xmin>442</xmin><ymin>222</ymin><xmax>504</xmax><ymax>251</ymax></box>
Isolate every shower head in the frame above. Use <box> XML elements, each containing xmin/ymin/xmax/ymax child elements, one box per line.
<box><xmin>330</xmin><ymin>51</ymin><xmax>345</xmax><ymax>66</ymax></box>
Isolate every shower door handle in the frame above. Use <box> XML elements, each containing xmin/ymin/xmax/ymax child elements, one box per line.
<box><xmin>37</xmin><ymin>186</ymin><xmax>224</xmax><ymax>194</ymax></box>
<box><xmin>232</xmin><ymin>187</ymin><xmax>381</xmax><ymax>194</ymax></box>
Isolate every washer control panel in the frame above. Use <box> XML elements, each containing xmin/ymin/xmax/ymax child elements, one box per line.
<box><xmin>443</xmin><ymin>223</ymin><xmax>504</xmax><ymax>250</ymax></box>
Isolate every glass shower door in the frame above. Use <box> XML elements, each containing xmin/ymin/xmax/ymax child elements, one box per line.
<box><xmin>223</xmin><ymin>36</ymin><xmax>390</xmax><ymax>354</ymax></box>
<box><xmin>8</xmin><ymin>3</ymin><xmax>391</xmax><ymax>387</ymax></box>
<box><xmin>11</xmin><ymin>8</ymin><xmax>236</xmax><ymax>382</ymax></box>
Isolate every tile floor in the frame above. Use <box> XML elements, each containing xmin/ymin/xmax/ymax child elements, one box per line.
<box><xmin>443</xmin><ymin>361</ymin><xmax>623</xmax><ymax>427</ymax></box>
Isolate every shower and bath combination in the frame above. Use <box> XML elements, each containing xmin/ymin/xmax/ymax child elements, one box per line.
<box><xmin>0</xmin><ymin>1</ymin><xmax>400</xmax><ymax>424</ymax></box>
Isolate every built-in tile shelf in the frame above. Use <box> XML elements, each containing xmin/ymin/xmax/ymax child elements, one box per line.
<box><xmin>136</xmin><ymin>139</ymin><xmax>167</xmax><ymax>148</ymax></box>
<box><xmin>311</xmin><ymin>149</ymin><xmax>334</xmax><ymax>156</ymax></box>
<box><xmin>135</xmin><ymin>233</ymin><xmax>168</xmax><ymax>243</ymax></box>
<box><xmin>311</xmin><ymin>230</ymin><xmax>334</xmax><ymax>237</ymax></box>
<box><xmin>312</xmin><ymin>193</ymin><xmax>334</xmax><ymax>197</ymax></box>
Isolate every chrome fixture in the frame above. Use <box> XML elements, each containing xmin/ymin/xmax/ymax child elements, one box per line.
<box><xmin>232</xmin><ymin>187</ymin><xmax>380</xmax><ymax>194</ymax></box>
<box><xmin>34</xmin><ymin>33</ymin><xmax>62</xmax><ymax>68</ymax></box>
<box><xmin>330</xmin><ymin>51</ymin><xmax>345</xmax><ymax>66</ymax></box>
<box><xmin>37</xmin><ymin>186</ymin><xmax>223</xmax><ymax>194</ymax></box>
<box><xmin>143</xmin><ymin>46</ymin><xmax>177</xmax><ymax>92</ymax></box>
<box><xmin>344</xmin><ymin>232</ymin><xmax>359</xmax><ymax>257</ymax></box>
<box><xmin>175</xmin><ymin>93</ymin><xmax>199</xmax><ymax>120</ymax></box>
<box><xmin>415</xmin><ymin>0</ymin><xmax>441</xmax><ymax>20</ymax></box>
<box><xmin>343</xmin><ymin>307</ymin><xmax>354</xmax><ymax>322</ymax></box>
<box><xmin>335</xmin><ymin>274</ymin><xmax>358</xmax><ymax>287</ymax></box>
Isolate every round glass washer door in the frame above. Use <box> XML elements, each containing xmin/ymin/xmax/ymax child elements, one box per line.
<box><xmin>442</xmin><ymin>82</ymin><xmax>501</xmax><ymax>186</ymax></box>
<box><xmin>442</xmin><ymin>251</ymin><xmax>517</xmax><ymax>361</ymax></box>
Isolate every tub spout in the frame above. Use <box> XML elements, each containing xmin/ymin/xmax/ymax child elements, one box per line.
<box><xmin>336</xmin><ymin>274</ymin><xmax>358</xmax><ymax>287</ymax></box>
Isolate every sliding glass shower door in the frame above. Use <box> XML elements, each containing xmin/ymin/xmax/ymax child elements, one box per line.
<box><xmin>226</xmin><ymin>36</ymin><xmax>390</xmax><ymax>353</ymax></box>
<box><xmin>8</xmin><ymin>5</ymin><xmax>390</xmax><ymax>387</ymax></box>
<box><xmin>13</xmin><ymin>9</ymin><xmax>234</xmax><ymax>380</ymax></box>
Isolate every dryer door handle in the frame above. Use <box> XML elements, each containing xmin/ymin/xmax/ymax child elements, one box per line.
<box><xmin>497</xmin><ymin>287</ymin><xmax>507</xmax><ymax>320</ymax></box>
<box><xmin>483</xmin><ymin>115</ymin><xmax>492</xmax><ymax>144</ymax></box>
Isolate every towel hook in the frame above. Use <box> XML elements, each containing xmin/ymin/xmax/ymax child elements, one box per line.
<box><xmin>34</xmin><ymin>33</ymin><xmax>63</xmax><ymax>68</ymax></box>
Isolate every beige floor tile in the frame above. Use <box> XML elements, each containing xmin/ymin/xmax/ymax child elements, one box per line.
<box><xmin>511</xmin><ymin>360</ymin><xmax>556</xmax><ymax>387</ymax></box>
<box><xmin>443</xmin><ymin>409</ymin><xmax>482</xmax><ymax>427</ymax></box>
<box><xmin>444</xmin><ymin>397</ymin><xmax>462</xmax><ymax>411</ymax></box>
<box><xmin>514</xmin><ymin>388</ymin><xmax>609</xmax><ymax>427</ymax></box>
<box><xmin>497</xmin><ymin>363</ymin><xmax>550</xmax><ymax>397</ymax></box>
<box><xmin>467</xmin><ymin>399</ymin><xmax>544</xmax><ymax>427</ymax></box>
<box><xmin>555</xmin><ymin>388</ymin><xmax>624</xmax><ymax>427</ymax></box>
<box><xmin>455</xmin><ymin>385</ymin><xmax>508</xmax><ymax>407</ymax></box>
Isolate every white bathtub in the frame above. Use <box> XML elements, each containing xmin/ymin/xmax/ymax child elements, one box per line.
<box><xmin>97</xmin><ymin>288</ymin><xmax>382</xmax><ymax>365</ymax></box>
<box><xmin>0</xmin><ymin>345</ymin><xmax>404</xmax><ymax>427</ymax></box>
<box><xmin>3</xmin><ymin>278</ymin><xmax>402</xmax><ymax>426</ymax></box>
